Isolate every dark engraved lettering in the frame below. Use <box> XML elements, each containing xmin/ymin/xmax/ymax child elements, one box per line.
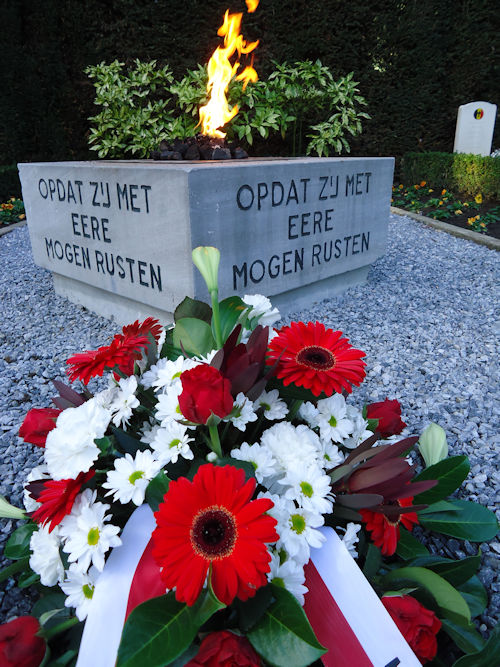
<box><xmin>365</xmin><ymin>172</ymin><xmax>372</xmax><ymax>193</ymax></box>
<box><xmin>150</xmin><ymin>264</ymin><xmax>162</xmax><ymax>291</ymax></box>
<box><xmin>117</xmin><ymin>183</ymin><xmax>129</xmax><ymax>210</ymax></box>
<box><xmin>323</xmin><ymin>240</ymin><xmax>333</xmax><ymax>262</ymax></box>
<box><xmin>283</xmin><ymin>250</ymin><xmax>292</xmax><ymax>275</ymax></box>
<box><xmin>300</xmin><ymin>212</ymin><xmax>310</xmax><ymax>236</ymax></box>
<box><xmin>233</xmin><ymin>263</ymin><xmax>248</xmax><ymax>289</ymax></box>
<box><xmin>352</xmin><ymin>233</ymin><xmax>360</xmax><ymax>254</ymax></box>
<box><xmin>236</xmin><ymin>184</ymin><xmax>253</xmax><ymax>211</ymax></box>
<box><xmin>362</xmin><ymin>232</ymin><xmax>370</xmax><ymax>251</ymax></box>
<box><xmin>345</xmin><ymin>174</ymin><xmax>355</xmax><ymax>196</ymax></box>
<box><xmin>95</xmin><ymin>250</ymin><xmax>105</xmax><ymax>273</ymax></box>
<box><xmin>355</xmin><ymin>173</ymin><xmax>364</xmax><ymax>195</ymax></box>
<box><xmin>138</xmin><ymin>260</ymin><xmax>148</xmax><ymax>286</ymax></box>
<box><xmin>272</xmin><ymin>181</ymin><xmax>284</xmax><ymax>207</ymax></box>
<box><xmin>257</xmin><ymin>183</ymin><xmax>268</xmax><ymax>210</ymax></box>
<box><xmin>101</xmin><ymin>218</ymin><xmax>111</xmax><ymax>243</ymax></box>
<box><xmin>80</xmin><ymin>215</ymin><xmax>90</xmax><ymax>239</ymax></box>
<box><xmin>56</xmin><ymin>179</ymin><xmax>66</xmax><ymax>201</ymax></box>
<box><xmin>125</xmin><ymin>257</ymin><xmax>135</xmax><ymax>282</ymax></box>
<box><xmin>295</xmin><ymin>247</ymin><xmax>304</xmax><ymax>272</ymax></box>
<box><xmin>313</xmin><ymin>210</ymin><xmax>323</xmax><ymax>234</ymax></box>
<box><xmin>75</xmin><ymin>181</ymin><xmax>84</xmax><ymax>204</ymax></box>
<box><xmin>90</xmin><ymin>216</ymin><xmax>100</xmax><ymax>240</ymax></box>
<box><xmin>269</xmin><ymin>255</ymin><xmax>280</xmax><ymax>278</ymax></box>
<box><xmin>286</xmin><ymin>180</ymin><xmax>299</xmax><ymax>205</ymax></box>
<box><xmin>312</xmin><ymin>244</ymin><xmax>321</xmax><ymax>266</ymax></box>
<box><xmin>90</xmin><ymin>182</ymin><xmax>100</xmax><ymax>206</ymax></box>
<box><xmin>329</xmin><ymin>174</ymin><xmax>339</xmax><ymax>198</ymax></box>
<box><xmin>54</xmin><ymin>241</ymin><xmax>63</xmax><ymax>260</ymax></box>
<box><xmin>48</xmin><ymin>179</ymin><xmax>56</xmax><ymax>200</ymax></box>
<box><xmin>117</xmin><ymin>255</ymin><xmax>125</xmax><ymax>279</ymax></box>
<box><xmin>39</xmin><ymin>179</ymin><xmax>49</xmax><ymax>199</ymax></box>
<box><xmin>288</xmin><ymin>214</ymin><xmax>299</xmax><ymax>240</ymax></box>
<box><xmin>140</xmin><ymin>185</ymin><xmax>151</xmax><ymax>213</ymax></box>
<box><xmin>45</xmin><ymin>237</ymin><xmax>53</xmax><ymax>256</ymax></box>
<box><xmin>249</xmin><ymin>259</ymin><xmax>265</xmax><ymax>283</ymax></box>
<box><xmin>81</xmin><ymin>246</ymin><xmax>90</xmax><ymax>269</ymax></box>
<box><xmin>334</xmin><ymin>239</ymin><xmax>342</xmax><ymax>258</ymax></box>
<box><xmin>343</xmin><ymin>236</ymin><xmax>352</xmax><ymax>255</ymax></box>
<box><xmin>130</xmin><ymin>184</ymin><xmax>140</xmax><ymax>212</ymax></box>
<box><xmin>319</xmin><ymin>175</ymin><xmax>328</xmax><ymax>200</ymax></box>
<box><xmin>105</xmin><ymin>253</ymin><xmax>114</xmax><ymax>275</ymax></box>
<box><xmin>64</xmin><ymin>243</ymin><xmax>73</xmax><ymax>264</ymax></box>
<box><xmin>300</xmin><ymin>178</ymin><xmax>310</xmax><ymax>203</ymax></box>
<box><xmin>101</xmin><ymin>182</ymin><xmax>111</xmax><ymax>208</ymax></box>
<box><xmin>71</xmin><ymin>212</ymin><xmax>80</xmax><ymax>236</ymax></box>
<box><xmin>67</xmin><ymin>181</ymin><xmax>76</xmax><ymax>204</ymax></box>
<box><xmin>325</xmin><ymin>208</ymin><xmax>334</xmax><ymax>231</ymax></box>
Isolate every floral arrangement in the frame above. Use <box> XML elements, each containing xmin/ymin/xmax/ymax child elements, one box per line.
<box><xmin>0</xmin><ymin>197</ymin><xmax>26</xmax><ymax>227</ymax></box>
<box><xmin>1</xmin><ymin>247</ymin><xmax>498</xmax><ymax>667</ymax></box>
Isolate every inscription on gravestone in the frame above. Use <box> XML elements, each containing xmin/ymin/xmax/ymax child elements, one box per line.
<box><xmin>19</xmin><ymin>158</ymin><xmax>393</xmax><ymax>324</ymax></box>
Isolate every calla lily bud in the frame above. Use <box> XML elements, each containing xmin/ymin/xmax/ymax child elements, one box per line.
<box><xmin>0</xmin><ymin>494</ymin><xmax>26</xmax><ymax>520</ymax></box>
<box><xmin>192</xmin><ymin>246</ymin><xmax>220</xmax><ymax>294</ymax></box>
<box><xmin>418</xmin><ymin>423</ymin><xmax>448</xmax><ymax>467</ymax></box>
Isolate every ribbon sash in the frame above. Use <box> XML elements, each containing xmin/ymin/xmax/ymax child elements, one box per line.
<box><xmin>77</xmin><ymin>508</ymin><xmax>420</xmax><ymax>667</ymax></box>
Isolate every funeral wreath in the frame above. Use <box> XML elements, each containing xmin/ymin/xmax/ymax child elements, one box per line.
<box><xmin>0</xmin><ymin>247</ymin><xmax>498</xmax><ymax>666</ymax></box>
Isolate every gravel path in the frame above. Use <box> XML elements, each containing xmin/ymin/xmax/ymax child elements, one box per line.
<box><xmin>0</xmin><ymin>217</ymin><xmax>498</xmax><ymax>637</ymax></box>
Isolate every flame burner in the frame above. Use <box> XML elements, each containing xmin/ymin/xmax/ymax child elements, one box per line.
<box><xmin>151</xmin><ymin>135</ymin><xmax>248</xmax><ymax>162</ymax></box>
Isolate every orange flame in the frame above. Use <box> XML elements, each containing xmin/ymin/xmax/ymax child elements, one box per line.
<box><xmin>199</xmin><ymin>2</ymin><xmax>260</xmax><ymax>138</ymax></box>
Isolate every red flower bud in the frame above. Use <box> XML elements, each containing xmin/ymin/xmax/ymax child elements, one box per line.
<box><xmin>0</xmin><ymin>616</ymin><xmax>46</xmax><ymax>667</ymax></box>
<box><xmin>366</xmin><ymin>398</ymin><xmax>406</xmax><ymax>438</ymax></box>
<box><xmin>381</xmin><ymin>595</ymin><xmax>441</xmax><ymax>664</ymax></box>
<box><xmin>18</xmin><ymin>408</ymin><xmax>61</xmax><ymax>447</ymax></box>
<box><xmin>178</xmin><ymin>365</ymin><xmax>233</xmax><ymax>424</ymax></box>
<box><xmin>187</xmin><ymin>630</ymin><xmax>261</xmax><ymax>667</ymax></box>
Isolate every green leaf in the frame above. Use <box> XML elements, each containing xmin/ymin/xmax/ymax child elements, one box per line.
<box><xmin>145</xmin><ymin>472</ymin><xmax>171</xmax><ymax>512</ymax></box>
<box><xmin>418</xmin><ymin>500</ymin><xmax>458</xmax><ymax>515</ymax></box>
<box><xmin>216</xmin><ymin>296</ymin><xmax>246</xmax><ymax>342</ymax></box>
<box><xmin>413</xmin><ymin>456</ymin><xmax>470</xmax><ymax>505</ymax></box>
<box><xmin>457</xmin><ymin>576</ymin><xmax>488</xmax><ymax>617</ymax></box>
<box><xmin>233</xmin><ymin>583</ymin><xmax>275</xmax><ymax>632</ymax></box>
<box><xmin>95</xmin><ymin>436</ymin><xmax>113</xmax><ymax>455</ymax></box>
<box><xmin>247</xmin><ymin>584</ymin><xmax>326</xmax><ymax>667</ymax></box>
<box><xmin>452</xmin><ymin>623</ymin><xmax>500</xmax><ymax>666</ymax></box>
<box><xmin>407</xmin><ymin>553</ymin><xmax>481</xmax><ymax>587</ymax></box>
<box><xmin>117</xmin><ymin>591</ymin><xmax>225</xmax><ymax>667</ymax></box>
<box><xmin>419</xmin><ymin>499</ymin><xmax>499</xmax><ymax>541</ymax></box>
<box><xmin>174</xmin><ymin>296</ymin><xmax>212</xmax><ymax>325</ymax></box>
<box><xmin>4</xmin><ymin>522</ymin><xmax>36</xmax><ymax>560</ymax></box>
<box><xmin>33</xmin><ymin>592</ymin><xmax>71</xmax><ymax>628</ymax></box>
<box><xmin>214</xmin><ymin>458</ymin><xmax>256</xmax><ymax>482</ymax></box>
<box><xmin>441</xmin><ymin>618</ymin><xmax>485</xmax><ymax>655</ymax></box>
<box><xmin>396</xmin><ymin>527</ymin><xmax>430</xmax><ymax>560</ymax></box>
<box><xmin>110</xmin><ymin>426</ymin><xmax>144</xmax><ymax>456</ymax></box>
<box><xmin>173</xmin><ymin>318</ymin><xmax>216</xmax><ymax>358</ymax></box>
<box><xmin>381</xmin><ymin>567</ymin><xmax>471</xmax><ymax>624</ymax></box>
<box><xmin>362</xmin><ymin>543</ymin><xmax>382</xmax><ymax>579</ymax></box>
<box><xmin>18</xmin><ymin>568</ymin><xmax>40</xmax><ymax>588</ymax></box>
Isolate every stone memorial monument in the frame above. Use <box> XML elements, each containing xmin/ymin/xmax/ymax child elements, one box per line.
<box><xmin>18</xmin><ymin>157</ymin><xmax>393</xmax><ymax>325</ymax></box>
<box><xmin>453</xmin><ymin>101</ymin><xmax>497</xmax><ymax>156</ymax></box>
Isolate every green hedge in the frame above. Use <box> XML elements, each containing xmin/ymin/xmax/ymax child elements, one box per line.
<box><xmin>0</xmin><ymin>165</ymin><xmax>22</xmax><ymax>202</ymax></box>
<box><xmin>401</xmin><ymin>152</ymin><xmax>500</xmax><ymax>200</ymax></box>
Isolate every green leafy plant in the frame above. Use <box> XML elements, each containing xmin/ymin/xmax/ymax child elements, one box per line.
<box><xmin>85</xmin><ymin>59</ymin><xmax>369</xmax><ymax>158</ymax></box>
<box><xmin>0</xmin><ymin>197</ymin><xmax>25</xmax><ymax>226</ymax></box>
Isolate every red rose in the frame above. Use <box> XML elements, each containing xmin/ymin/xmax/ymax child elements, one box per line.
<box><xmin>382</xmin><ymin>595</ymin><xmax>441</xmax><ymax>664</ymax></box>
<box><xmin>366</xmin><ymin>398</ymin><xmax>406</xmax><ymax>438</ymax></box>
<box><xmin>18</xmin><ymin>408</ymin><xmax>61</xmax><ymax>447</ymax></box>
<box><xmin>178</xmin><ymin>365</ymin><xmax>233</xmax><ymax>424</ymax></box>
<box><xmin>0</xmin><ymin>616</ymin><xmax>46</xmax><ymax>667</ymax></box>
<box><xmin>187</xmin><ymin>631</ymin><xmax>261</xmax><ymax>667</ymax></box>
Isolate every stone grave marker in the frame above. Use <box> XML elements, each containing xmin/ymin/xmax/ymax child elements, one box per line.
<box><xmin>453</xmin><ymin>101</ymin><xmax>497</xmax><ymax>156</ymax></box>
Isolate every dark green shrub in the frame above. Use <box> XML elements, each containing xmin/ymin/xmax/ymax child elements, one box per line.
<box><xmin>0</xmin><ymin>166</ymin><xmax>22</xmax><ymax>201</ymax></box>
<box><xmin>401</xmin><ymin>152</ymin><xmax>500</xmax><ymax>200</ymax></box>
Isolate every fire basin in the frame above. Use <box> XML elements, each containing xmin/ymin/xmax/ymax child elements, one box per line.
<box><xmin>18</xmin><ymin>157</ymin><xmax>394</xmax><ymax>325</ymax></box>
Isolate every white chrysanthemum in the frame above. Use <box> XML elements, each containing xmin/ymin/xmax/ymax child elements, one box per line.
<box><xmin>255</xmin><ymin>389</ymin><xmax>288</xmax><ymax>421</ymax></box>
<box><xmin>61</xmin><ymin>565</ymin><xmax>100</xmax><ymax>621</ymax></box>
<box><xmin>316</xmin><ymin>394</ymin><xmax>353</xmax><ymax>443</ymax></box>
<box><xmin>59</xmin><ymin>489</ymin><xmax>121</xmax><ymax>572</ymax></box>
<box><xmin>317</xmin><ymin>439</ymin><xmax>344</xmax><ymax>470</ymax></box>
<box><xmin>227</xmin><ymin>392</ymin><xmax>257</xmax><ymax>432</ymax></box>
<box><xmin>268</xmin><ymin>552</ymin><xmax>308</xmax><ymax>605</ymax></box>
<box><xmin>102</xmin><ymin>450</ymin><xmax>161</xmax><ymax>506</ymax></box>
<box><xmin>29</xmin><ymin>525</ymin><xmax>64</xmax><ymax>586</ymax></box>
<box><xmin>156</xmin><ymin>327</ymin><xmax>166</xmax><ymax>355</ymax></box>
<box><xmin>341</xmin><ymin>522</ymin><xmax>362</xmax><ymax>559</ymax></box>
<box><xmin>149</xmin><ymin>422</ymin><xmax>194</xmax><ymax>465</ymax></box>
<box><xmin>155</xmin><ymin>384</ymin><xmax>183</xmax><ymax>426</ymax></box>
<box><xmin>243</xmin><ymin>294</ymin><xmax>281</xmax><ymax>327</ymax></box>
<box><xmin>110</xmin><ymin>376</ymin><xmax>140</xmax><ymax>428</ymax></box>
<box><xmin>45</xmin><ymin>399</ymin><xmax>111</xmax><ymax>480</ymax></box>
<box><xmin>23</xmin><ymin>465</ymin><xmax>50</xmax><ymax>512</ymax></box>
<box><xmin>279</xmin><ymin>463</ymin><xmax>333</xmax><ymax>514</ymax></box>
<box><xmin>195</xmin><ymin>349</ymin><xmax>218</xmax><ymax>365</ymax></box>
<box><xmin>231</xmin><ymin>442</ymin><xmax>277</xmax><ymax>484</ymax></box>
<box><xmin>277</xmin><ymin>506</ymin><xmax>325</xmax><ymax>564</ymax></box>
<box><xmin>260</xmin><ymin>422</ymin><xmax>320</xmax><ymax>475</ymax></box>
<box><xmin>94</xmin><ymin>386</ymin><xmax>120</xmax><ymax>410</ymax></box>
<box><xmin>141</xmin><ymin>357</ymin><xmax>185</xmax><ymax>391</ymax></box>
<box><xmin>298</xmin><ymin>401</ymin><xmax>320</xmax><ymax>429</ymax></box>
<box><xmin>342</xmin><ymin>411</ymin><xmax>372</xmax><ymax>449</ymax></box>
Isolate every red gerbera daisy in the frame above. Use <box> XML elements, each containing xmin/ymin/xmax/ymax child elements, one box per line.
<box><xmin>266</xmin><ymin>321</ymin><xmax>366</xmax><ymax>397</ymax></box>
<box><xmin>360</xmin><ymin>497</ymin><xmax>419</xmax><ymax>556</ymax></box>
<box><xmin>121</xmin><ymin>317</ymin><xmax>163</xmax><ymax>342</ymax></box>
<box><xmin>152</xmin><ymin>464</ymin><xmax>278</xmax><ymax>606</ymax></box>
<box><xmin>30</xmin><ymin>470</ymin><xmax>95</xmax><ymax>532</ymax></box>
<box><xmin>66</xmin><ymin>334</ymin><xmax>149</xmax><ymax>384</ymax></box>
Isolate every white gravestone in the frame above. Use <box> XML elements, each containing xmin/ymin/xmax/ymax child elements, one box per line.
<box><xmin>18</xmin><ymin>157</ymin><xmax>393</xmax><ymax>325</ymax></box>
<box><xmin>453</xmin><ymin>101</ymin><xmax>497</xmax><ymax>156</ymax></box>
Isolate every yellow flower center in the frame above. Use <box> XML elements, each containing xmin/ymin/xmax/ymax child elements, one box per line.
<box><xmin>87</xmin><ymin>527</ymin><xmax>100</xmax><ymax>546</ymax></box>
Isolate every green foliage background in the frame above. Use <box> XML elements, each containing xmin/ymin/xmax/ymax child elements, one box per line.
<box><xmin>1</xmin><ymin>0</ymin><xmax>498</xmax><ymax>167</ymax></box>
